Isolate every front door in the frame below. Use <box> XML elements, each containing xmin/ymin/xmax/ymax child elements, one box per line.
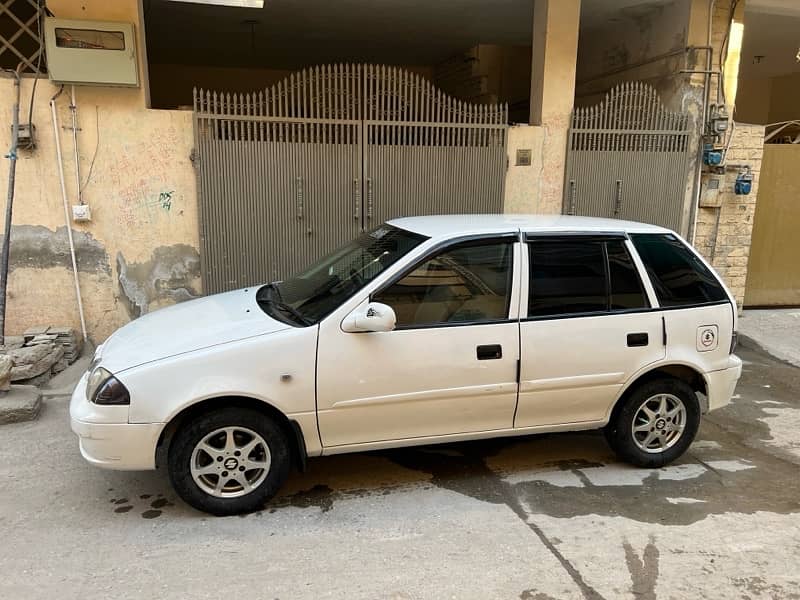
<box><xmin>316</xmin><ymin>237</ymin><xmax>521</xmax><ymax>447</ymax></box>
<box><xmin>516</xmin><ymin>236</ymin><xmax>666</xmax><ymax>428</ymax></box>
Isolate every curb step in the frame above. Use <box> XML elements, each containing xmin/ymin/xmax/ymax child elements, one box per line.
<box><xmin>0</xmin><ymin>385</ymin><xmax>42</xmax><ymax>425</ymax></box>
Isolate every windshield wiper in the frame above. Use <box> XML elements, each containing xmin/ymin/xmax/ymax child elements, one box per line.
<box><xmin>272</xmin><ymin>301</ymin><xmax>313</xmax><ymax>326</ymax></box>
<box><xmin>258</xmin><ymin>282</ymin><xmax>313</xmax><ymax>326</ymax></box>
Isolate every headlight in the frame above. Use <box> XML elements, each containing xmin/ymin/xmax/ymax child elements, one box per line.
<box><xmin>86</xmin><ymin>367</ymin><xmax>130</xmax><ymax>405</ymax></box>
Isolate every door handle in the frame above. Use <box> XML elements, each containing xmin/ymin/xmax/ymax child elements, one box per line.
<box><xmin>477</xmin><ymin>344</ymin><xmax>502</xmax><ymax>360</ymax></box>
<box><xmin>627</xmin><ymin>333</ymin><xmax>649</xmax><ymax>347</ymax></box>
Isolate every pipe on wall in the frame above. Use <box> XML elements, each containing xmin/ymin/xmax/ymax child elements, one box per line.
<box><xmin>50</xmin><ymin>89</ymin><xmax>88</xmax><ymax>342</ymax></box>
<box><xmin>0</xmin><ymin>66</ymin><xmax>22</xmax><ymax>345</ymax></box>
<box><xmin>70</xmin><ymin>85</ymin><xmax>82</xmax><ymax>205</ymax></box>
<box><xmin>689</xmin><ymin>0</ymin><xmax>717</xmax><ymax>246</ymax></box>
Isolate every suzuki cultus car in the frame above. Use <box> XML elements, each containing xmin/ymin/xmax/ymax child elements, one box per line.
<box><xmin>71</xmin><ymin>215</ymin><xmax>742</xmax><ymax>515</ymax></box>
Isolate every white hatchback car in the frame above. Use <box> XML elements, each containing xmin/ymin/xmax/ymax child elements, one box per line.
<box><xmin>71</xmin><ymin>215</ymin><xmax>742</xmax><ymax>515</ymax></box>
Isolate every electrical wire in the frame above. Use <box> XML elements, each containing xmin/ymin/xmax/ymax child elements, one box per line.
<box><xmin>26</xmin><ymin>0</ymin><xmax>45</xmax><ymax>131</ymax></box>
<box><xmin>80</xmin><ymin>106</ymin><xmax>100</xmax><ymax>194</ymax></box>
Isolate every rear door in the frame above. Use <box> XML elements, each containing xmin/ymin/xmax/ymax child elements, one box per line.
<box><xmin>629</xmin><ymin>233</ymin><xmax>735</xmax><ymax>373</ymax></box>
<box><xmin>516</xmin><ymin>235</ymin><xmax>666</xmax><ymax>428</ymax></box>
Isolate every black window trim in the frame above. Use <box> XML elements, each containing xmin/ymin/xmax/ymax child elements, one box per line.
<box><xmin>523</xmin><ymin>231</ymin><xmax>628</xmax><ymax>242</ymax></box>
<box><xmin>521</xmin><ymin>231</ymin><xmax>734</xmax><ymax>322</ymax></box>
<box><xmin>520</xmin><ymin>299</ymin><xmax>732</xmax><ymax>323</ymax></box>
<box><xmin>524</xmin><ymin>234</ymin><xmax>652</xmax><ymax>321</ymax></box>
<box><xmin>629</xmin><ymin>232</ymin><xmax>731</xmax><ymax>311</ymax></box>
<box><xmin>370</xmin><ymin>232</ymin><xmax>519</xmax><ymax>331</ymax></box>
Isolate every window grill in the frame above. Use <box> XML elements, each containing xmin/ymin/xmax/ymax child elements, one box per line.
<box><xmin>0</xmin><ymin>0</ymin><xmax>45</xmax><ymax>72</ymax></box>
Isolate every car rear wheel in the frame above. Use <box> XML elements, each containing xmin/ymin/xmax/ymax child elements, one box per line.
<box><xmin>604</xmin><ymin>377</ymin><xmax>700</xmax><ymax>468</ymax></box>
<box><xmin>168</xmin><ymin>407</ymin><xmax>290</xmax><ymax>515</ymax></box>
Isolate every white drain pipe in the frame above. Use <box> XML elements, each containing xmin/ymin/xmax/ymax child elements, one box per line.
<box><xmin>50</xmin><ymin>90</ymin><xmax>88</xmax><ymax>341</ymax></box>
<box><xmin>70</xmin><ymin>86</ymin><xmax>82</xmax><ymax>205</ymax></box>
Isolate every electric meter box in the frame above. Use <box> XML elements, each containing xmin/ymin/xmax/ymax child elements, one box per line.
<box><xmin>44</xmin><ymin>18</ymin><xmax>139</xmax><ymax>87</ymax></box>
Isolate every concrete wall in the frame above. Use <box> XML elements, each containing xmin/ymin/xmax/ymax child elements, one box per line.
<box><xmin>0</xmin><ymin>0</ymin><xmax>200</xmax><ymax>341</ymax></box>
<box><xmin>504</xmin><ymin>125</ymin><xmax>545</xmax><ymax>213</ymax></box>
<box><xmin>529</xmin><ymin>0</ymin><xmax>580</xmax><ymax>215</ymax></box>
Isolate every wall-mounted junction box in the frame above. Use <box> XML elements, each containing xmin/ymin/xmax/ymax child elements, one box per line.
<box><xmin>72</xmin><ymin>204</ymin><xmax>91</xmax><ymax>222</ymax></box>
<box><xmin>699</xmin><ymin>176</ymin><xmax>722</xmax><ymax>208</ymax></box>
<box><xmin>44</xmin><ymin>18</ymin><xmax>139</xmax><ymax>87</ymax></box>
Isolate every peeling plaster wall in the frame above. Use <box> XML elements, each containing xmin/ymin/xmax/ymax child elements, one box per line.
<box><xmin>116</xmin><ymin>244</ymin><xmax>201</xmax><ymax>318</ymax></box>
<box><xmin>0</xmin><ymin>0</ymin><xmax>199</xmax><ymax>341</ymax></box>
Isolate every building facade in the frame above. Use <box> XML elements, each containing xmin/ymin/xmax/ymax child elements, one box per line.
<box><xmin>0</xmin><ymin>0</ymin><xmax>791</xmax><ymax>342</ymax></box>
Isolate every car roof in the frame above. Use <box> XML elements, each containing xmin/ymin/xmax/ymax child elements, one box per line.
<box><xmin>387</xmin><ymin>214</ymin><xmax>672</xmax><ymax>239</ymax></box>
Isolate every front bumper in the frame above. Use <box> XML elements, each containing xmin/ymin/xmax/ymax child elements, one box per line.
<box><xmin>70</xmin><ymin>372</ymin><xmax>162</xmax><ymax>471</ymax></box>
<box><xmin>706</xmin><ymin>355</ymin><xmax>743</xmax><ymax>411</ymax></box>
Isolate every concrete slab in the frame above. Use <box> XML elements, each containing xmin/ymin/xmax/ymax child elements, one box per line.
<box><xmin>738</xmin><ymin>309</ymin><xmax>800</xmax><ymax>367</ymax></box>
<box><xmin>0</xmin><ymin>385</ymin><xmax>42</xmax><ymax>424</ymax></box>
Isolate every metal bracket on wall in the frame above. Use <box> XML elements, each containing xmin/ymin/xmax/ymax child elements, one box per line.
<box><xmin>295</xmin><ymin>176</ymin><xmax>304</xmax><ymax>220</ymax></box>
<box><xmin>613</xmin><ymin>180</ymin><xmax>623</xmax><ymax>216</ymax></box>
<box><xmin>366</xmin><ymin>178</ymin><xmax>374</xmax><ymax>220</ymax></box>
<box><xmin>353</xmin><ymin>178</ymin><xmax>360</xmax><ymax>220</ymax></box>
<box><xmin>568</xmin><ymin>180</ymin><xmax>576</xmax><ymax>215</ymax></box>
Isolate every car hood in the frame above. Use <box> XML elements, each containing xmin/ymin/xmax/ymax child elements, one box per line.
<box><xmin>99</xmin><ymin>288</ymin><xmax>293</xmax><ymax>373</ymax></box>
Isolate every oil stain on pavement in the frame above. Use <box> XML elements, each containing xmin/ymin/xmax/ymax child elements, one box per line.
<box><xmin>109</xmin><ymin>492</ymin><xmax>175</xmax><ymax>519</ymax></box>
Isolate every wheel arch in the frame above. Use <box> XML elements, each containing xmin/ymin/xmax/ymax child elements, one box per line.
<box><xmin>154</xmin><ymin>396</ymin><xmax>308</xmax><ymax>472</ymax></box>
<box><xmin>606</xmin><ymin>363</ymin><xmax>709</xmax><ymax>425</ymax></box>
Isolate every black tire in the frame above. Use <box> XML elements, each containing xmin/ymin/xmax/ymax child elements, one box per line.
<box><xmin>604</xmin><ymin>377</ymin><xmax>700</xmax><ymax>468</ymax></box>
<box><xmin>168</xmin><ymin>407</ymin><xmax>291</xmax><ymax>516</ymax></box>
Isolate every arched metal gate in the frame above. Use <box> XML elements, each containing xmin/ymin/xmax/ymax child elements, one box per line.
<box><xmin>563</xmin><ymin>82</ymin><xmax>691</xmax><ymax>232</ymax></box>
<box><xmin>192</xmin><ymin>64</ymin><xmax>508</xmax><ymax>293</ymax></box>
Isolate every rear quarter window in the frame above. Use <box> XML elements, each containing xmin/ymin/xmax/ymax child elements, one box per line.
<box><xmin>630</xmin><ymin>233</ymin><xmax>728</xmax><ymax>307</ymax></box>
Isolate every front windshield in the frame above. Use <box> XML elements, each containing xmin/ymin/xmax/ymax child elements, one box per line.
<box><xmin>257</xmin><ymin>225</ymin><xmax>427</xmax><ymax>325</ymax></box>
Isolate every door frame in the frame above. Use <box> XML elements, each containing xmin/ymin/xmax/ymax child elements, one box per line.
<box><xmin>314</xmin><ymin>232</ymin><xmax>525</xmax><ymax>448</ymax></box>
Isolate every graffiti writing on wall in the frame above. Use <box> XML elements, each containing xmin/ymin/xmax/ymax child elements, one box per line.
<box><xmin>158</xmin><ymin>191</ymin><xmax>174</xmax><ymax>211</ymax></box>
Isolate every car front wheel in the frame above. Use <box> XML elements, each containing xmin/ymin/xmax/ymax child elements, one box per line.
<box><xmin>168</xmin><ymin>407</ymin><xmax>291</xmax><ymax>515</ymax></box>
<box><xmin>604</xmin><ymin>377</ymin><xmax>700</xmax><ymax>468</ymax></box>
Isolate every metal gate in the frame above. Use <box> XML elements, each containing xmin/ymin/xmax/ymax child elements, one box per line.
<box><xmin>193</xmin><ymin>64</ymin><xmax>508</xmax><ymax>293</ymax></box>
<box><xmin>563</xmin><ymin>82</ymin><xmax>690</xmax><ymax>231</ymax></box>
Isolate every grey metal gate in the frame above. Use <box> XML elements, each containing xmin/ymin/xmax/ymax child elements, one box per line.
<box><xmin>193</xmin><ymin>64</ymin><xmax>508</xmax><ymax>294</ymax></box>
<box><xmin>563</xmin><ymin>82</ymin><xmax>690</xmax><ymax>231</ymax></box>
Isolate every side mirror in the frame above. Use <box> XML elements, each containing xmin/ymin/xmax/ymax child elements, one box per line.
<box><xmin>342</xmin><ymin>302</ymin><xmax>396</xmax><ymax>333</ymax></box>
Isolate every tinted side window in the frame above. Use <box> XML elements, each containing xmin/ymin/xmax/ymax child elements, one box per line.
<box><xmin>607</xmin><ymin>241</ymin><xmax>649</xmax><ymax>310</ymax></box>
<box><xmin>630</xmin><ymin>234</ymin><xmax>727</xmax><ymax>307</ymax></box>
<box><xmin>374</xmin><ymin>240</ymin><xmax>513</xmax><ymax>327</ymax></box>
<box><xmin>529</xmin><ymin>241</ymin><xmax>606</xmax><ymax>317</ymax></box>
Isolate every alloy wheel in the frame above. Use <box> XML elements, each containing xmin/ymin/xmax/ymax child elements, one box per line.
<box><xmin>631</xmin><ymin>393</ymin><xmax>687</xmax><ymax>454</ymax></box>
<box><xmin>189</xmin><ymin>426</ymin><xmax>271</xmax><ymax>498</ymax></box>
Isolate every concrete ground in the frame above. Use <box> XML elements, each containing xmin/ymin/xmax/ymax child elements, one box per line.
<box><xmin>739</xmin><ymin>308</ymin><xmax>800</xmax><ymax>368</ymax></box>
<box><xmin>1</xmin><ymin>345</ymin><xmax>799</xmax><ymax>600</ymax></box>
